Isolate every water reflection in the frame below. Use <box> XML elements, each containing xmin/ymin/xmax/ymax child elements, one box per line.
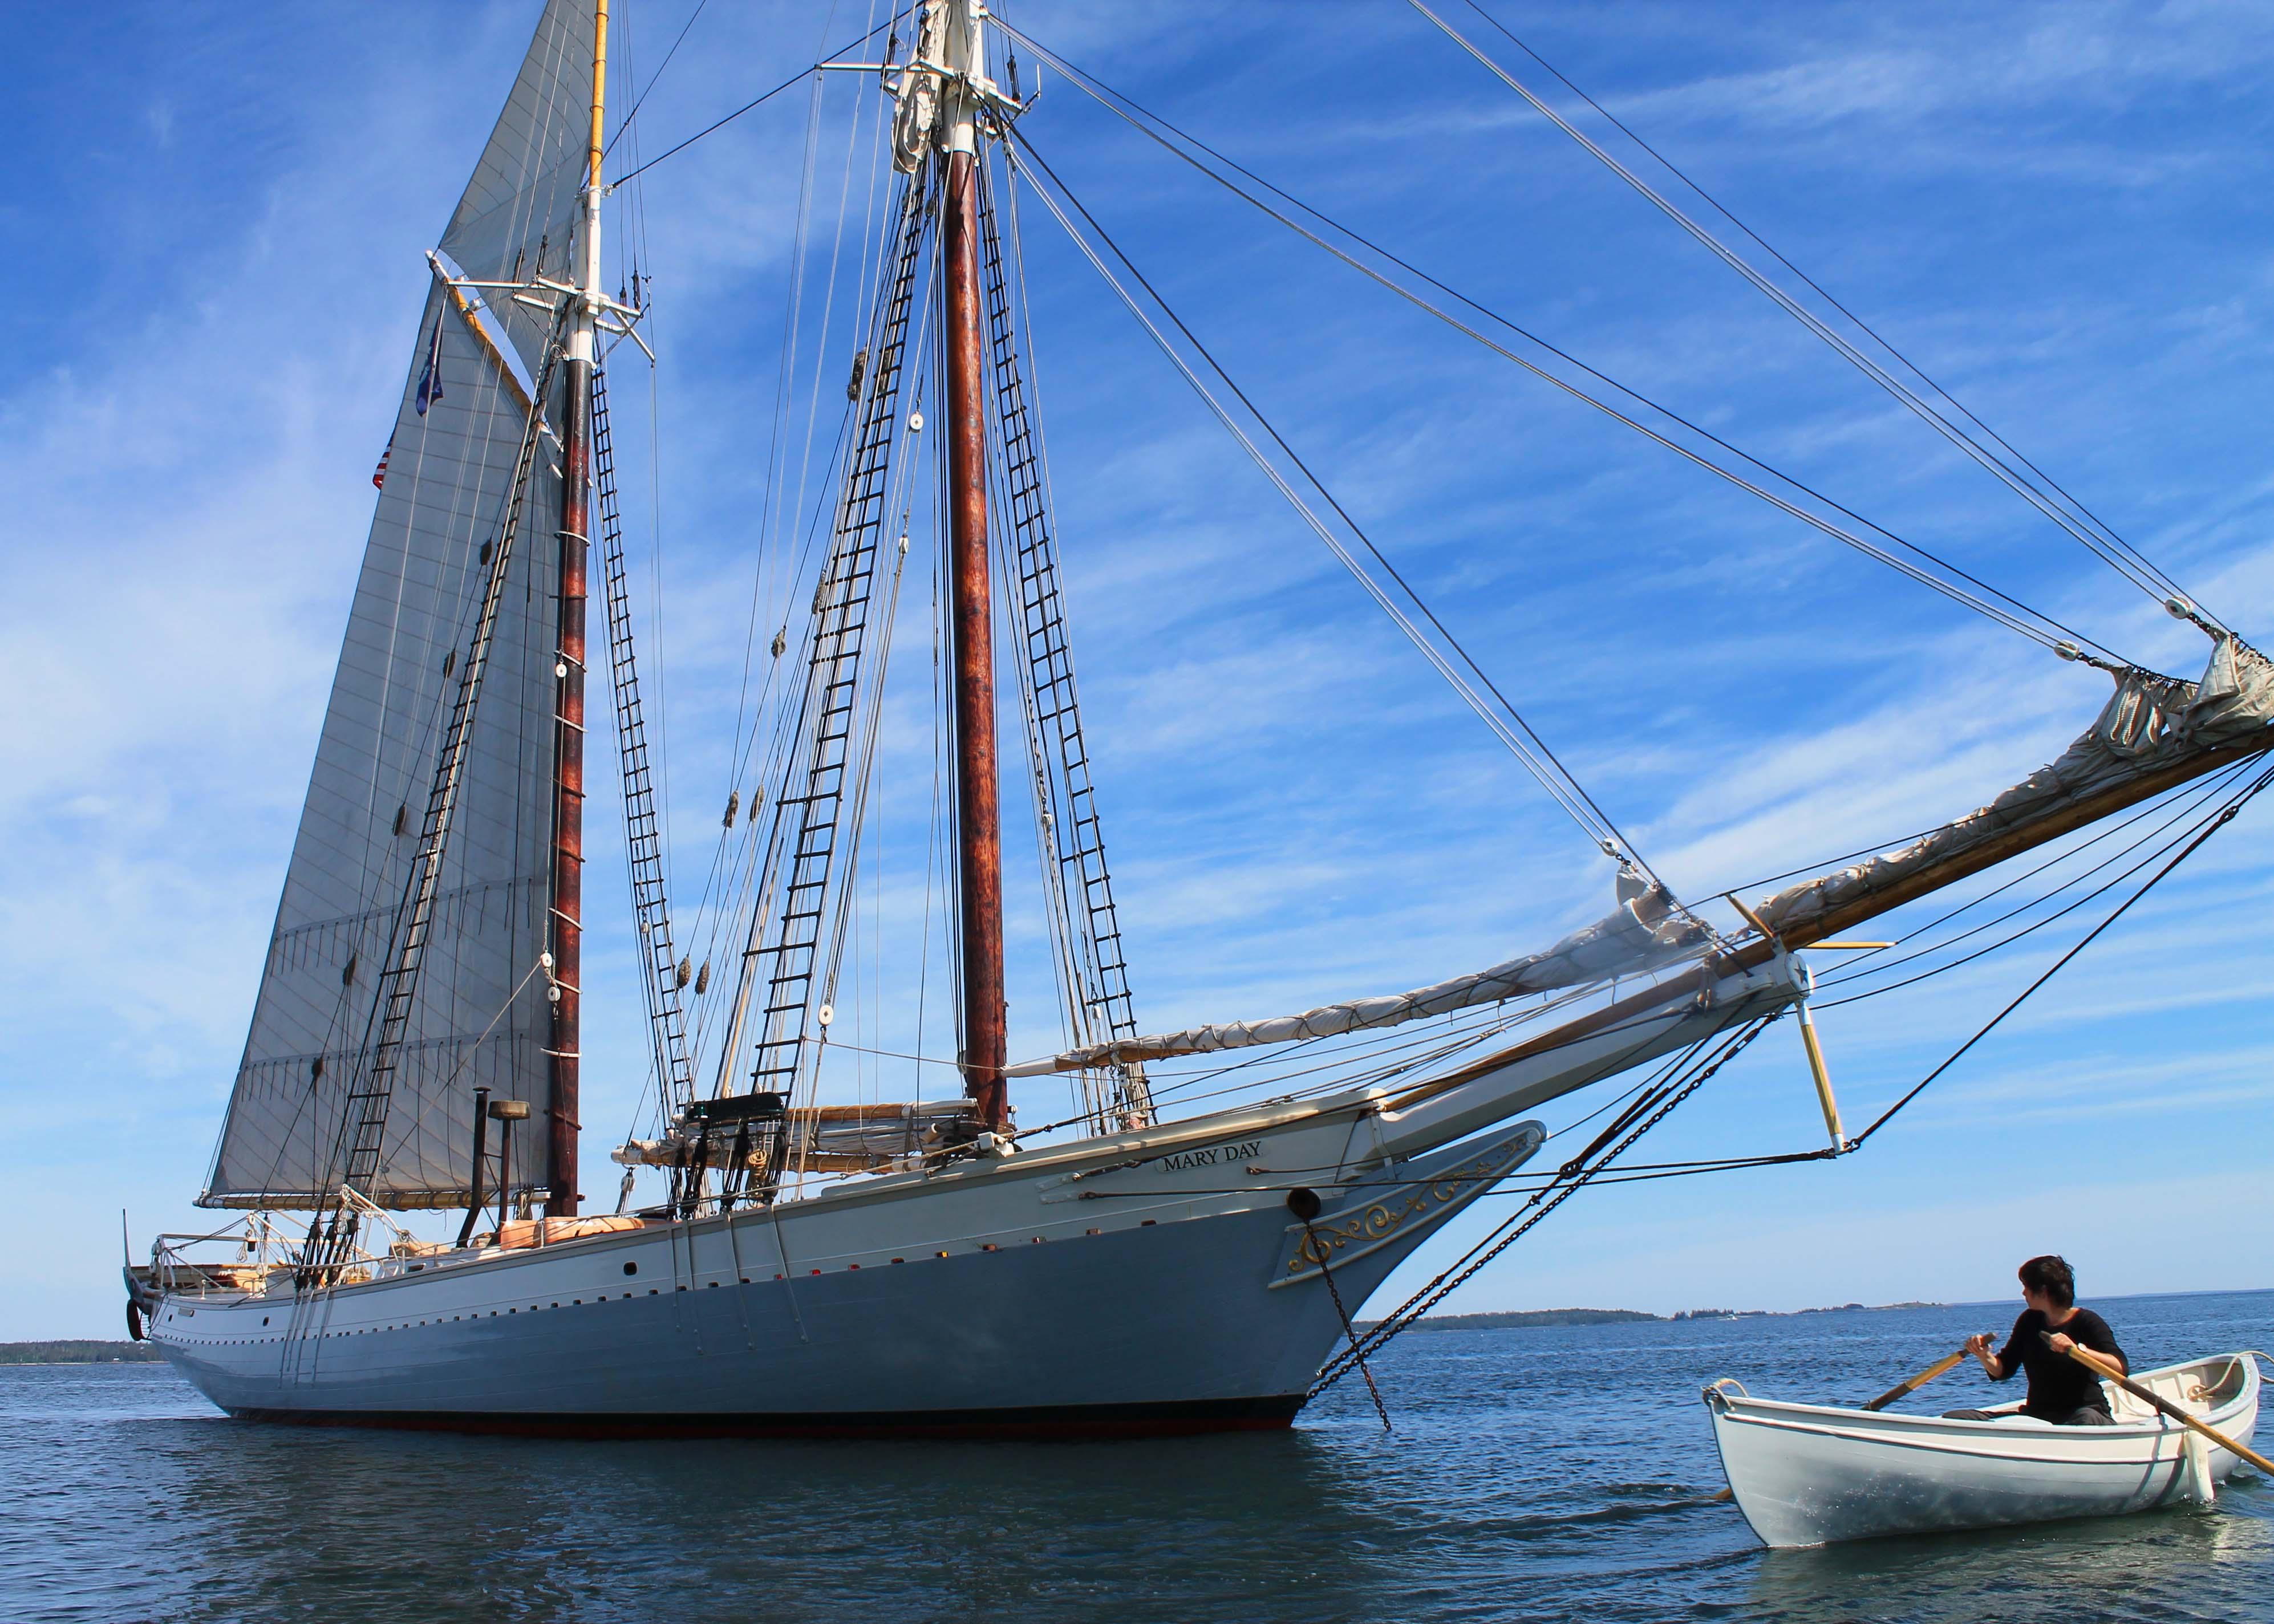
<box><xmin>1743</xmin><ymin>1488</ymin><xmax>2272</xmax><ymax>1624</ymax></box>
<box><xmin>133</xmin><ymin>1414</ymin><xmax>1408</xmax><ymax>1623</ymax></box>
<box><xmin>10</xmin><ymin>1292</ymin><xmax>2268</xmax><ymax>1623</ymax></box>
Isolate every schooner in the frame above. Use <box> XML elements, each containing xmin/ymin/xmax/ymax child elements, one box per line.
<box><xmin>127</xmin><ymin>1</ymin><xmax>2273</xmax><ymax>1434</ymax></box>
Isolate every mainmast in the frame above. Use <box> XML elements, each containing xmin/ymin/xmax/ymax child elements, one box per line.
<box><xmin>546</xmin><ymin>0</ymin><xmax>609</xmax><ymax>1217</ymax></box>
<box><xmin>937</xmin><ymin>2</ymin><xmax>1008</xmax><ymax>1128</ymax></box>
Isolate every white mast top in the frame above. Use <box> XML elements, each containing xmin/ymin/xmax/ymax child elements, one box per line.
<box><xmin>939</xmin><ymin>0</ymin><xmax>984</xmax><ymax>157</ymax></box>
<box><xmin>569</xmin><ymin>1</ymin><xmax>609</xmax><ymax>369</ymax></box>
<box><xmin>894</xmin><ymin>0</ymin><xmax>995</xmax><ymax>173</ymax></box>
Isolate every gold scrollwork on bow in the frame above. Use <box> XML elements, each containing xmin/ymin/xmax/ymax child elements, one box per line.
<box><xmin>1284</xmin><ymin>1144</ymin><xmax>1518</xmax><ymax>1274</ymax></box>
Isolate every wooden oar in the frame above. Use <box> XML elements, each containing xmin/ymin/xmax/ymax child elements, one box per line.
<box><xmin>2045</xmin><ymin>1333</ymin><xmax>2274</xmax><ymax>1476</ymax></box>
<box><xmin>1862</xmin><ymin>1347</ymin><xmax>1969</xmax><ymax>1413</ymax></box>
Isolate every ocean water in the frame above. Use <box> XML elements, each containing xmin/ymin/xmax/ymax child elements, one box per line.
<box><xmin>4</xmin><ymin>1290</ymin><xmax>2266</xmax><ymax>1623</ymax></box>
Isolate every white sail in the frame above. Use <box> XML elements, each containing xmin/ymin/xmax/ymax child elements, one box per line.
<box><xmin>1007</xmin><ymin>880</ymin><xmax>1714</xmax><ymax>1075</ymax></box>
<box><xmin>201</xmin><ymin>0</ymin><xmax>598</xmax><ymax>1210</ymax></box>
<box><xmin>1758</xmin><ymin>636</ymin><xmax>2274</xmax><ymax>940</ymax></box>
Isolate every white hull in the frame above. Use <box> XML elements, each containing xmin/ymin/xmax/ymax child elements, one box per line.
<box><xmin>148</xmin><ymin>1106</ymin><xmax>1539</xmax><ymax>1434</ymax></box>
<box><xmin>145</xmin><ymin>957</ymin><xmax>1797</xmax><ymax>1434</ymax></box>
<box><xmin>1705</xmin><ymin>1354</ymin><xmax>2262</xmax><ymax>1547</ymax></box>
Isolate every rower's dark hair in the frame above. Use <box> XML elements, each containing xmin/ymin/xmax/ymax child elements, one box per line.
<box><xmin>2019</xmin><ymin>1254</ymin><xmax>2076</xmax><ymax>1309</ymax></box>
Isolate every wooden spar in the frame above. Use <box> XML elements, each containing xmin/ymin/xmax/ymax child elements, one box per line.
<box><xmin>1728</xmin><ymin>893</ymin><xmax>1845</xmax><ymax>1148</ymax></box>
<box><xmin>1387</xmin><ymin>729</ymin><xmax>2274</xmax><ymax>1113</ymax></box>
<box><xmin>545</xmin><ymin>0</ymin><xmax>610</xmax><ymax>1218</ymax></box>
<box><xmin>944</xmin><ymin>143</ymin><xmax>1008</xmax><ymax>1128</ymax></box>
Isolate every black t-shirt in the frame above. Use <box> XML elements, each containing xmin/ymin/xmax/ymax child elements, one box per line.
<box><xmin>1993</xmin><ymin>1307</ymin><xmax>2126</xmax><ymax>1418</ymax></box>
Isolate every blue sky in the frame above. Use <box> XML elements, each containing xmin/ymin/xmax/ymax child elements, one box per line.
<box><xmin>6</xmin><ymin>1</ymin><xmax>2273</xmax><ymax>1341</ymax></box>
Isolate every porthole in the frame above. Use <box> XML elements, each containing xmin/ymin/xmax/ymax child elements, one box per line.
<box><xmin>623</xmin><ymin>1261</ymin><xmax>637</xmax><ymax>1276</ymax></box>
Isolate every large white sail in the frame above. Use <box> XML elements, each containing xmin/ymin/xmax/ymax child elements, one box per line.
<box><xmin>201</xmin><ymin>1</ymin><xmax>598</xmax><ymax>1210</ymax></box>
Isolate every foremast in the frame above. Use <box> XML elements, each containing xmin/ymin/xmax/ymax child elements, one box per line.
<box><xmin>927</xmin><ymin>1</ymin><xmax>1009</xmax><ymax>1128</ymax></box>
<box><xmin>546</xmin><ymin>1</ymin><xmax>610</xmax><ymax>1217</ymax></box>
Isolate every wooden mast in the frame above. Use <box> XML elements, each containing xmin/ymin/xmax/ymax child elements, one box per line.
<box><xmin>546</xmin><ymin>0</ymin><xmax>609</xmax><ymax>1217</ymax></box>
<box><xmin>939</xmin><ymin>3</ymin><xmax>1008</xmax><ymax>1127</ymax></box>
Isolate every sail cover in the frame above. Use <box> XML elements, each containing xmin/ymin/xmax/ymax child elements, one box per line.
<box><xmin>201</xmin><ymin>1</ymin><xmax>598</xmax><ymax>1210</ymax></box>
<box><xmin>1007</xmin><ymin>882</ymin><xmax>1714</xmax><ymax>1075</ymax></box>
<box><xmin>1757</xmin><ymin>635</ymin><xmax>2274</xmax><ymax>941</ymax></box>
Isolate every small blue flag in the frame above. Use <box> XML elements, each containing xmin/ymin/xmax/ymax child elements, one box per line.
<box><xmin>415</xmin><ymin>316</ymin><xmax>445</xmax><ymax>416</ymax></box>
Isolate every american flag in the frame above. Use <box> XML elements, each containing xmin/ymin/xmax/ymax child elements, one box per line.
<box><xmin>373</xmin><ymin>436</ymin><xmax>392</xmax><ymax>490</ymax></box>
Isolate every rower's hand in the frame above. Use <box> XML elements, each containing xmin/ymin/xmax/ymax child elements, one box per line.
<box><xmin>1965</xmin><ymin>1333</ymin><xmax>1994</xmax><ymax>1358</ymax></box>
<box><xmin>2047</xmin><ymin>1331</ymin><xmax>2076</xmax><ymax>1356</ymax></box>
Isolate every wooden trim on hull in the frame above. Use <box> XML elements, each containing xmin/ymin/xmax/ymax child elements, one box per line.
<box><xmin>221</xmin><ymin>1393</ymin><xmax>1306</xmax><ymax>1441</ymax></box>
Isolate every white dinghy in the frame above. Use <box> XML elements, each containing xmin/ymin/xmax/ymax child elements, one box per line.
<box><xmin>1704</xmin><ymin>1353</ymin><xmax>2264</xmax><ymax>1548</ymax></box>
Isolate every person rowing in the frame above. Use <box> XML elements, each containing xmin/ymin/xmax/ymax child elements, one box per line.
<box><xmin>1944</xmin><ymin>1254</ymin><xmax>2128</xmax><ymax>1426</ymax></box>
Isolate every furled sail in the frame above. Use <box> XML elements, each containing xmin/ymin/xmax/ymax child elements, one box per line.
<box><xmin>1757</xmin><ymin>635</ymin><xmax>2274</xmax><ymax>941</ymax></box>
<box><xmin>1007</xmin><ymin>880</ymin><xmax>1714</xmax><ymax>1075</ymax></box>
<box><xmin>201</xmin><ymin>0</ymin><xmax>598</xmax><ymax>1211</ymax></box>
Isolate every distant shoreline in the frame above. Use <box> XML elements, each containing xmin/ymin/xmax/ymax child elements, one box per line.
<box><xmin>1359</xmin><ymin>1289</ymin><xmax>2274</xmax><ymax>1334</ymax></box>
<box><xmin>14</xmin><ymin>1287</ymin><xmax>2265</xmax><ymax>1357</ymax></box>
<box><xmin>1</xmin><ymin>1341</ymin><xmax>165</xmax><ymax>1365</ymax></box>
<box><xmin>1359</xmin><ymin>1301</ymin><xmax>1945</xmax><ymax>1333</ymax></box>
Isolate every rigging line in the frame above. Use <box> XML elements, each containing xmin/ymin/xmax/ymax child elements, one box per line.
<box><xmin>1457</xmin><ymin>0</ymin><xmax>2200</xmax><ymax>616</ymax></box>
<box><xmin>1314</xmin><ymin>1016</ymin><xmax>1774</xmax><ymax>1392</ymax></box>
<box><xmin>711</xmin><ymin>82</ymin><xmax>832</xmax><ymax>906</ymax></box>
<box><xmin>607</xmin><ymin>19</ymin><xmax>893</xmax><ymax>186</ymax></box>
<box><xmin>1407</xmin><ymin>0</ymin><xmax>2198</xmax><ymax>624</ymax></box>
<box><xmin>1813</xmin><ymin>758</ymin><xmax>2257</xmax><ymax>992</ymax></box>
<box><xmin>428</xmin><ymin>956</ymin><xmax>552</xmax><ymax>1099</ymax></box>
<box><xmin>1000</xmin><ymin>123</ymin><xmax>1652</xmax><ymax>869</ymax></box>
<box><xmin>1134</xmin><ymin>1149</ymin><xmax>1835</xmax><ymax>1200</ymax></box>
<box><xmin>1317</xmin><ymin>1023</ymin><xmax>1752</xmax><ymax>1381</ymax></box>
<box><xmin>991</xmin><ymin>25</ymin><xmax>2115</xmax><ymax>667</ymax></box>
<box><xmin>1140</xmin><ymin>983</ymin><xmax>1583</xmax><ymax>1101</ymax></box>
<box><xmin>1003</xmin><ymin>126</ymin><xmax>1646</xmax><ymax>871</ymax></box>
<box><xmin>1715</xmin><ymin>736</ymin><xmax>2251</xmax><ymax>909</ymax></box>
<box><xmin>1043</xmin><ymin>961</ymin><xmax>1602</xmax><ymax>1123</ymax></box>
<box><xmin>695</xmin><ymin>136</ymin><xmax>910</xmax><ymax>1000</ymax></box>
<box><xmin>1487</xmin><ymin>1150</ymin><xmax>1835</xmax><ymax>1191</ymax></box>
<box><xmin>1848</xmin><ymin>761</ymin><xmax>2274</xmax><ymax>1147</ymax></box>
<box><xmin>602</xmin><ymin>0</ymin><xmax>711</xmax><ymax>162</ymax></box>
<box><xmin>1099</xmin><ymin>1014</ymin><xmax>1530</xmax><ymax>1128</ymax></box>
<box><xmin>1816</xmin><ymin>766</ymin><xmax>2269</xmax><ymax>1012</ymax></box>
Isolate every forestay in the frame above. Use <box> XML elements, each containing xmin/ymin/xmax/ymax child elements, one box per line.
<box><xmin>201</xmin><ymin>0</ymin><xmax>598</xmax><ymax>1210</ymax></box>
<box><xmin>1007</xmin><ymin>879</ymin><xmax>1714</xmax><ymax>1075</ymax></box>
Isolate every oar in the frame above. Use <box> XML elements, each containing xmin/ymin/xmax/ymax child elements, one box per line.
<box><xmin>1862</xmin><ymin>1347</ymin><xmax>1970</xmax><ymax>1412</ymax></box>
<box><xmin>1708</xmin><ymin>1345</ymin><xmax>1973</xmax><ymax>1503</ymax></box>
<box><xmin>2045</xmin><ymin>1333</ymin><xmax>2274</xmax><ymax>1476</ymax></box>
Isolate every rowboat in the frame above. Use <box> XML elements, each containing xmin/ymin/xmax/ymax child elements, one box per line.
<box><xmin>1704</xmin><ymin>1353</ymin><xmax>2263</xmax><ymax>1548</ymax></box>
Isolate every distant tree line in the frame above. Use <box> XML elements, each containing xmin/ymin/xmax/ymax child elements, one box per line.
<box><xmin>0</xmin><ymin>1341</ymin><xmax>166</xmax><ymax>1364</ymax></box>
<box><xmin>1359</xmin><ymin>1308</ymin><xmax>1659</xmax><ymax>1332</ymax></box>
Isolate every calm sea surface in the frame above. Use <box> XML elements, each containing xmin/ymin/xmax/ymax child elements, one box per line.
<box><xmin>5</xmin><ymin>1290</ymin><xmax>2267</xmax><ymax>1622</ymax></box>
